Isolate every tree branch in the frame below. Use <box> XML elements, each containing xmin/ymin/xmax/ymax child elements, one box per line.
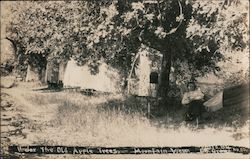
<box><xmin>165</xmin><ymin>0</ymin><xmax>183</xmax><ymax>35</ymax></box>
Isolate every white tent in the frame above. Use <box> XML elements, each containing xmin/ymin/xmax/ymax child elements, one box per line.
<box><xmin>137</xmin><ymin>50</ymin><xmax>151</xmax><ymax>96</ymax></box>
<box><xmin>127</xmin><ymin>46</ymin><xmax>162</xmax><ymax>97</ymax></box>
<box><xmin>203</xmin><ymin>91</ymin><xmax>223</xmax><ymax>112</ymax></box>
<box><xmin>1</xmin><ymin>38</ymin><xmax>15</xmax><ymax>64</ymax></box>
<box><xmin>63</xmin><ymin>59</ymin><xmax>121</xmax><ymax>93</ymax></box>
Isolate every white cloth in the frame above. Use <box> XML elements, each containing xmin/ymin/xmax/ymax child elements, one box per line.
<box><xmin>138</xmin><ymin>51</ymin><xmax>151</xmax><ymax>96</ymax></box>
<box><xmin>63</xmin><ymin>59</ymin><xmax>120</xmax><ymax>92</ymax></box>
<box><xmin>181</xmin><ymin>88</ymin><xmax>204</xmax><ymax>105</ymax></box>
<box><xmin>203</xmin><ymin>91</ymin><xmax>223</xmax><ymax>112</ymax></box>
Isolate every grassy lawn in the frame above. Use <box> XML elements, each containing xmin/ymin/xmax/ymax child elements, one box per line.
<box><xmin>1</xmin><ymin>82</ymin><xmax>249</xmax><ymax>158</ymax></box>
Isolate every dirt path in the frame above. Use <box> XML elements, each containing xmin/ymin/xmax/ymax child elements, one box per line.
<box><xmin>1</xmin><ymin>86</ymin><xmax>58</xmax><ymax>158</ymax></box>
<box><xmin>3</xmin><ymin>87</ymin><xmax>57</xmax><ymax>121</ymax></box>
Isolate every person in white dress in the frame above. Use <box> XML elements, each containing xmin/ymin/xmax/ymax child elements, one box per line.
<box><xmin>182</xmin><ymin>81</ymin><xmax>205</xmax><ymax>122</ymax></box>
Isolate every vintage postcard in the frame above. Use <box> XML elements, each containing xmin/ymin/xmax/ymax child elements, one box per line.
<box><xmin>1</xmin><ymin>0</ymin><xmax>249</xmax><ymax>159</ymax></box>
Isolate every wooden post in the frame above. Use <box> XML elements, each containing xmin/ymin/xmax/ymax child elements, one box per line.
<box><xmin>127</xmin><ymin>78</ymin><xmax>130</xmax><ymax>94</ymax></box>
<box><xmin>147</xmin><ymin>97</ymin><xmax>151</xmax><ymax>118</ymax></box>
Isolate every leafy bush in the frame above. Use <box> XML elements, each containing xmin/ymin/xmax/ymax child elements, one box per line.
<box><xmin>223</xmin><ymin>70</ymin><xmax>249</xmax><ymax>88</ymax></box>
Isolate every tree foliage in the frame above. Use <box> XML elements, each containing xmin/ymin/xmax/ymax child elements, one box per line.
<box><xmin>4</xmin><ymin>0</ymin><xmax>249</xmax><ymax>101</ymax></box>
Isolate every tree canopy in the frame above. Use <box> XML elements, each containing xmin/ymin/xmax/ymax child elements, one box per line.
<box><xmin>3</xmin><ymin>0</ymin><xmax>249</xmax><ymax>104</ymax></box>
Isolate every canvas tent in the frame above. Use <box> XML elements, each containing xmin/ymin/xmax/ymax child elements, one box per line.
<box><xmin>46</xmin><ymin>59</ymin><xmax>121</xmax><ymax>93</ymax></box>
<box><xmin>1</xmin><ymin>38</ymin><xmax>15</xmax><ymax>64</ymax></box>
<box><xmin>127</xmin><ymin>46</ymin><xmax>162</xmax><ymax>97</ymax></box>
<box><xmin>204</xmin><ymin>82</ymin><xmax>249</xmax><ymax>112</ymax></box>
<box><xmin>25</xmin><ymin>64</ymin><xmax>41</xmax><ymax>82</ymax></box>
<box><xmin>1</xmin><ymin>38</ymin><xmax>16</xmax><ymax>75</ymax></box>
<box><xmin>45</xmin><ymin>60</ymin><xmax>66</xmax><ymax>84</ymax></box>
<box><xmin>203</xmin><ymin>91</ymin><xmax>223</xmax><ymax>112</ymax></box>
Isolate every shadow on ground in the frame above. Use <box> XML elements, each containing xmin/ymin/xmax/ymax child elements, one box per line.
<box><xmin>99</xmin><ymin>95</ymin><xmax>249</xmax><ymax>130</ymax></box>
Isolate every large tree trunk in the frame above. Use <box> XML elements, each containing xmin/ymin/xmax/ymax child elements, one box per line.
<box><xmin>158</xmin><ymin>50</ymin><xmax>172</xmax><ymax>107</ymax></box>
<box><xmin>25</xmin><ymin>54</ymin><xmax>47</xmax><ymax>83</ymax></box>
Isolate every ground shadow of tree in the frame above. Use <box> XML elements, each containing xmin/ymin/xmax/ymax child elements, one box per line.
<box><xmin>98</xmin><ymin>95</ymin><xmax>249</xmax><ymax>130</ymax></box>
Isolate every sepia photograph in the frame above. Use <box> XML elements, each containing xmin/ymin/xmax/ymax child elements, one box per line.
<box><xmin>0</xmin><ymin>0</ymin><xmax>249</xmax><ymax>158</ymax></box>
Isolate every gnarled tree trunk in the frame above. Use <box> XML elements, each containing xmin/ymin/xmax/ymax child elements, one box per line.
<box><xmin>158</xmin><ymin>50</ymin><xmax>172</xmax><ymax>107</ymax></box>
